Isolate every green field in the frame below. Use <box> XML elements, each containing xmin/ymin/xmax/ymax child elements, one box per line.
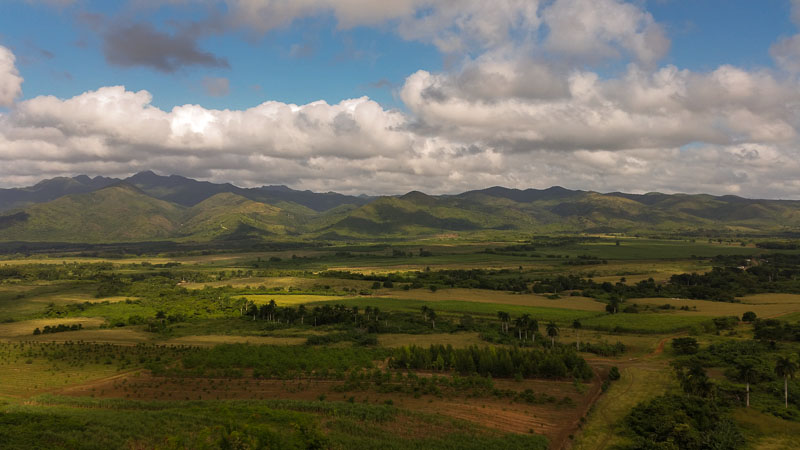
<box><xmin>2</xmin><ymin>236</ymin><xmax>800</xmax><ymax>449</ymax></box>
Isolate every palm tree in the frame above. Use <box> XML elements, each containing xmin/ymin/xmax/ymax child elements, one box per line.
<box><xmin>775</xmin><ymin>356</ymin><xmax>798</xmax><ymax>408</ymax></box>
<box><xmin>513</xmin><ymin>316</ymin><xmax>526</xmax><ymax>340</ymax></box>
<box><xmin>497</xmin><ymin>311</ymin><xmax>510</xmax><ymax>333</ymax></box>
<box><xmin>528</xmin><ymin>318</ymin><xmax>539</xmax><ymax>343</ymax></box>
<box><xmin>546</xmin><ymin>321</ymin><xmax>559</xmax><ymax>347</ymax></box>
<box><xmin>573</xmin><ymin>319</ymin><xmax>582</xmax><ymax>351</ymax></box>
<box><xmin>364</xmin><ymin>306</ymin><xmax>373</xmax><ymax>321</ymax></box>
<box><xmin>520</xmin><ymin>314</ymin><xmax>532</xmax><ymax>340</ymax></box>
<box><xmin>737</xmin><ymin>361</ymin><xmax>758</xmax><ymax>407</ymax></box>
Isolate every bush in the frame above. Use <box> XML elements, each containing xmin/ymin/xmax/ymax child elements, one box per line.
<box><xmin>672</xmin><ymin>337</ymin><xmax>700</xmax><ymax>355</ymax></box>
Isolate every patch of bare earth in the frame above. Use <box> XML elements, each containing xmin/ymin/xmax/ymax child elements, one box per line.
<box><xmin>56</xmin><ymin>370</ymin><xmax>604</xmax><ymax>446</ymax></box>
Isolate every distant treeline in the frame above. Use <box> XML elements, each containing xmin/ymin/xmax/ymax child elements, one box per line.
<box><xmin>33</xmin><ymin>323</ymin><xmax>82</xmax><ymax>335</ymax></box>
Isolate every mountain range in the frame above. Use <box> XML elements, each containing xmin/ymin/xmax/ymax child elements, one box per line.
<box><xmin>1</xmin><ymin>172</ymin><xmax>799</xmax><ymax>242</ymax></box>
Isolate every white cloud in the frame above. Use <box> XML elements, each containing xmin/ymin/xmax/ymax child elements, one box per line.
<box><xmin>3</xmin><ymin>3</ymin><xmax>800</xmax><ymax>199</ymax></box>
<box><xmin>771</xmin><ymin>34</ymin><xmax>800</xmax><ymax>73</ymax></box>
<box><xmin>0</xmin><ymin>46</ymin><xmax>23</xmax><ymax>107</ymax></box>
<box><xmin>400</xmin><ymin>60</ymin><xmax>799</xmax><ymax>153</ymax></box>
<box><xmin>541</xmin><ymin>0</ymin><xmax>669</xmax><ymax>66</ymax></box>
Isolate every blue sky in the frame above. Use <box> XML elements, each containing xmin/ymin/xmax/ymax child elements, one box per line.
<box><xmin>0</xmin><ymin>0</ymin><xmax>799</xmax><ymax>198</ymax></box>
<box><xmin>1</xmin><ymin>0</ymin><xmax>794</xmax><ymax>110</ymax></box>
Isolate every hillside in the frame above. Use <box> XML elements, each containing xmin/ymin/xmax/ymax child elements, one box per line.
<box><xmin>0</xmin><ymin>184</ymin><xmax>183</xmax><ymax>242</ymax></box>
<box><xmin>3</xmin><ymin>174</ymin><xmax>800</xmax><ymax>242</ymax></box>
<box><xmin>180</xmin><ymin>193</ymin><xmax>290</xmax><ymax>240</ymax></box>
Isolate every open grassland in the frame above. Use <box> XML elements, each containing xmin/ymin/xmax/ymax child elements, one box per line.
<box><xmin>0</xmin><ymin>317</ymin><xmax>105</xmax><ymax>339</ymax></box>
<box><xmin>0</xmin><ymin>282</ymin><xmax>95</xmax><ymax>320</ymax></box>
<box><xmin>733</xmin><ymin>408</ymin><xmax>800</xmax><ymax>450</ymax></box>
<box><xmin>0</xmin><ymin>256</ymin><xmax>175</xmax><ymax>265</ymax></box>
<box><xmin>378</xmin><ymin>332</ymin><xmax>487</xmax><ymax>348</ymax></box>
<box><xmin>312</xmin><ymin>297</ymin><xmax>602</xmax><ymax>323</ymax></box>
<box><xmin>1</xmin><ymin>395</ymin><xmax>549</xmax><ymax>450</ymax></box>
<box><xmin>579</xmin><ymin>312</ymin><xmax>713</xmax><ymax>333</ymax></box>
<box><xmin>631</xmin><ymin>294</ymin><xmax>800</xmax><ymax>319</ymax></box>
<box><xmin>183</xmin><ymin>275</ymin><xmax>375</xmax><ymax>291</ymax></box>
<box><xmin>164</xmin><ymin>335</ymin><xmax>306</xmax><ymax>346</ymax></box>
<box><xmin>379</xmin><ymin>288</ymin><xmax>605</xmax><ymax>311</ymax></box>
<box><xmin>566</xmin><ymin>239</ymin><xmax>770</xmax><ymax>260</ymax></box>
<box><xmin>573</xmin><ymin>365</ymin><xmax>674</xmax><ymax>450</ymax></box>
<box><xmin>0</xmin><ymin>346</ymin><xmax>122</xmax><ymax>399</ymax></box>
<box><xmin>244</xmin><ymin>293</ymin><xmax>353</xmax><ymax>306</ymax></box>
<box><xmin>53</xmin><ymin>370</ymin><xmax>593</xmax><ymax>445</ymax></box>
<box><xmin>566</xmin><ymin>331</ymin><xmax>665</xmax><ymax>358</ymax></box>
<box><xmin>22</xmin><ymin>328</ymin><xmax>153</xmax><ymax>344</ymax></box>
<box><xmin>582</xmin><ymin>259</ymin><xmax>713</xmax><ymax>283</ymax></box>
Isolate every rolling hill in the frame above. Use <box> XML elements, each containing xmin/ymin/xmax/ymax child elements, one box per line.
<box><xmin>2</xmin><ymin>174</ymin><xmax>800</xmax><ymax>242</ymax></box>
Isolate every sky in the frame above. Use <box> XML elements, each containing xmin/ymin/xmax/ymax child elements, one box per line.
<box><xmin>0</xmin><ymin>1</ymin><xmax>799</xmax><ymax>199</ymax></box>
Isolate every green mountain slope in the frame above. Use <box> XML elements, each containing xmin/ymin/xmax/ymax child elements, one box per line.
<box><xmin>3</xmin><ymin>175</ymin><xmax>800</xmax><ymax>243</ymax></box>
<box><xmin>180</xmin><ymin>193</ymin><xmax>290</xmax><ymax>240</ymax></box>
<box><xmin>0</xmin><ymin>184</ymin><xmax>183</xmax><ymax>242</ymax></box>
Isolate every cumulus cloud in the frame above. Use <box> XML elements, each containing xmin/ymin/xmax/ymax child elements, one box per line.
<box><xmin>400</xmin><ymin>59</ymin><xmax>799</xmax><ymax>153</ymax></box>
<box><xmin>104</xmin><ymin>23</ymin><xmax>229</xmax><ymax>72</ymax></box>
<box><xmin>3</xmin><ymin>2</ymin><xmax>800</xmax><ymax>199</ymax></box>
<box><xmin>541</xmin><ymin>0</ymin><xmax>669</xmax><ymax>66</ymax></box>
<box><xmin>0</xmin><ymin>46</ymin><xmax>24</xmax><ymax>107</ymax></box>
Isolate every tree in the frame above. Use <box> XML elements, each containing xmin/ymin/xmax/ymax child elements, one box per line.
<box><xmin>528</xmin><ymin>318</ymin><xmax>539</xmax><ymax>343</ymax></box>
<box><xmin>546</xmin><ymin>321</ymin><xmax>559</xmax><ymax>347</ymax></box>
<box><xmin>421</xmin><ymin>306</ymin><xmax>435</xmax><ymax>328</ymax></box>
<box><xmin>573</xmin><ymin>319</ymin><xmax>582</xmax><ymax>351</ymax></box>
<box><xmin>497</xmin><ymin>311</ymin><xmax>510</xmax><ymax>334</ymax></box>
<box><xmin>372</xmin><ymin>306</ymin><xmax>380</xmax><ymax>322</ymax></box>
<box><xmin>671</xmin><ymin>337</ymin><xmax>699</xmax><ymax>355</ymax></box>
<box><xmin>364</xmin><ymin>306</ymin><xmax>373</xmax><ymax>321</ymax></box>
<box><xmin>775</xmin><ymin>356</ymin><xmax>798</xmax><ymax>408</ymax></box>
<box><xmin>736</xmin><ymin>361</ymin><xmax>758</xmax><ymax>407</ymax></box>
<box><xmin>514</xmin><ymin>315</ymin><xmax>527</xmax><ymax>340</ymax></box>
<box><xmin>742</xmin><ymin>311</ymin><xmax>757</xmax><ymax>322</ymax></box>
<box><xmin>606</xmin><ymin>297</ymin><xmax>621</xmax><ymax>314</ymax></box>
<box><xmin>298</xmin><ymin>304</ymin><xmax>306</xmax><ymax>325</ymax></box>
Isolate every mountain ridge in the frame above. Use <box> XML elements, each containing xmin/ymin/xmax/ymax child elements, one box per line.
<box><xmin>2</xmin><ymin>172</ymin><xmax>800</xmax><ymax>242</ymax></box>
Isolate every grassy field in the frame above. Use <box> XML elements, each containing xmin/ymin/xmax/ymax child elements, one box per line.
<box><xmin>631</xmin><ymin>294</ymin><xmax>800</xmax><ymax>319</ymax></box>
<box><xmin>379</xmin><ymin>288</ymin><xmax>605</xmax><ymax>311</ymax></box>
<box><xmin>734</xmin><ymin>408</ymin><xmax>800</xmax><ymax>449</ymax></box>
<box><xmin>314</xmin><ymin>297</ymin><xmax>603</xmax><ymax>323</ymax></box>
<box><xmin>0</xmin><ymin>317</ymin><xmax>105</xmax><ymax>339</ymax></box>
<box><xmin>0</xmin><ymin>345</ymin><xmax>123</xmax><ymax>400</ymax></box>
<box><xmin>579</xmin><ymin>312</ymin><xmax>713</xmax><ymax>333</ymax></box>
<box><xmin>573</xmin><ymin>365</ymin><xmax>674</xmax><ymax>450</ymax></box>
<box><xmin>377</xmin><ymin>332</ymin><xmax>487</xmax><ymax>348</ymax></box>
<box><xmin>244</xmin><ymin>293</ymin><xmax>353</xmax><ymax>306</ymax></box>
<box><xmin>1</xmin><ymin>236</ymin><xmax>799</xmax><ymax>448</ymax></box>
